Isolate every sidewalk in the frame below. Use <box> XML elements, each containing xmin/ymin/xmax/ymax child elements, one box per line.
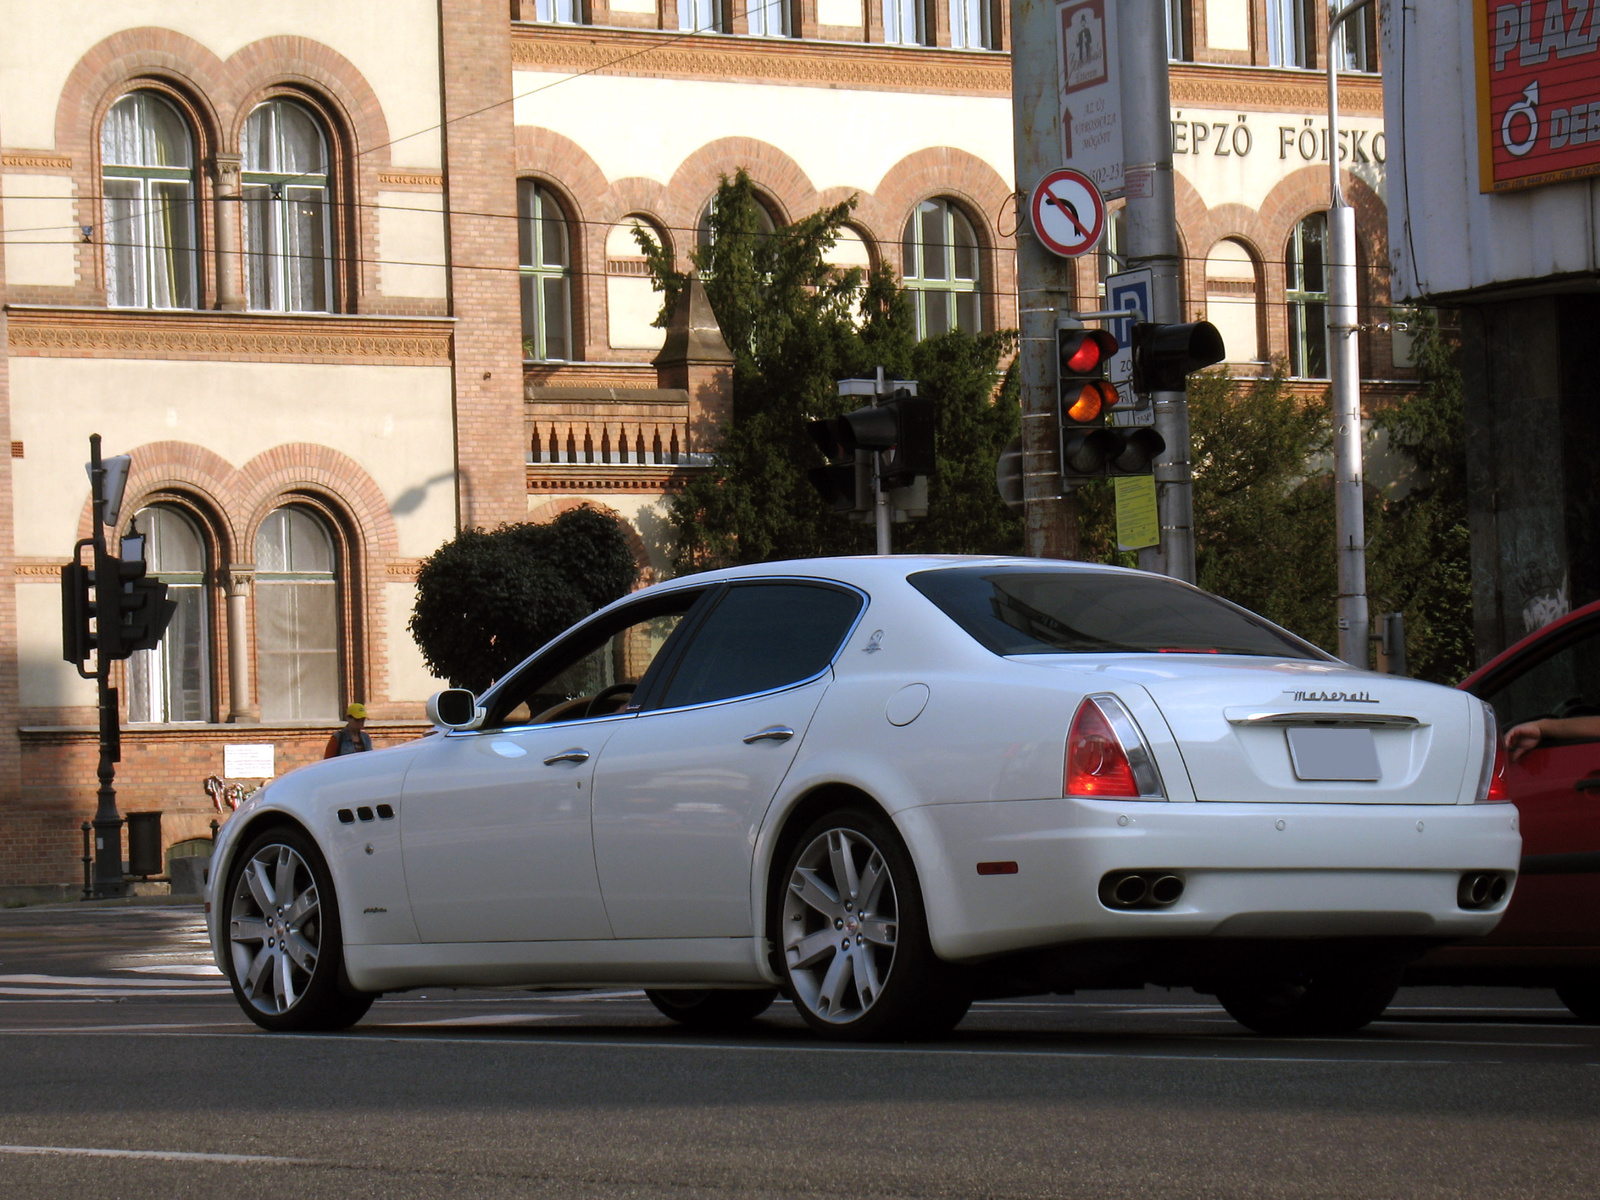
<box><xmin>1</xmin><ymin>883</ymin><xmax>200</xmax><ymax>910</ymax></box>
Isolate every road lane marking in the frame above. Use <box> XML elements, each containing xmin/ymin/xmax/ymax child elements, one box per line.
<box><xmin>122</xmin><ymin>964</ymin><xmax>224</xmax><ymax>976</ymax></box>
<box><xmin>0</xmin><ymin>1144</ymin><xmax>310</xmax><ymax>1166</ymax></box>
<box><xmin>380</xmin><ymin>1013</ymin><xmax>566</xmax><ymax>1027</ymax></box>
<box><xmin>0</xmin><ymin>973</ymin><xmax>226</xmax><ymax>989</ymax></box>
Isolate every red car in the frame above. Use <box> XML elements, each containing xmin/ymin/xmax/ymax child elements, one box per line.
<box><xmin>1406</xmin><ymin>599</ymin><xmax>1600</xmax><ymax>1019</ymax></box>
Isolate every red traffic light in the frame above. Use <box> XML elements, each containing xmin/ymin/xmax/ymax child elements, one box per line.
<box><xmin>1058</xmin><ymin>328</ymin><xmax>1118</xmax><ymax>375</ymax></box>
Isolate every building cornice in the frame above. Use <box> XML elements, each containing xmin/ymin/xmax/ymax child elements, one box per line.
<box><xmin>4</xmin><ymin>307</ymin><xmax>454</xmax><ymax>365</ymax></box>
<box><xmin>507</xmin><ymin>28</ymin><xmax>1383</xmax><ymax>113</ymax></box>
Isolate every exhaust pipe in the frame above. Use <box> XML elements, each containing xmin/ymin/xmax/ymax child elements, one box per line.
<box><xmin>1457</xmin><ymin>871</ymin><xmax>1510</xmax><ymax>910</ymax></box>
<box><xmin>1111</xmin><ymin>874</ymin><xmax>1149</xmax><ymax>907</ymax></box>
<box><xmin>1099</xmin><ymin>871</ymin><xmax>1185</xmax><ymax>911</ymax></box>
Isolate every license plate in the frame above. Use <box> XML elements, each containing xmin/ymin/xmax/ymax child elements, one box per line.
<box><xmin>1286</xmin><ymin>727</ymin><xmax>1381</xmax><ymax>782</ymax></box>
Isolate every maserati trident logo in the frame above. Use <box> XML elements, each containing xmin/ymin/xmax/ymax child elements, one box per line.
<box><xmin>1285</xmin><ymin>689</ymin><xmax>1379</xmax><ymax>703</ymax></box>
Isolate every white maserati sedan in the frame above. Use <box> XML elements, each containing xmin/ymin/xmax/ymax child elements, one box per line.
<box><xmin>206</xmin><ymin>556</ymin><xmax>1520</xmax><ymax>1039</ymax></box>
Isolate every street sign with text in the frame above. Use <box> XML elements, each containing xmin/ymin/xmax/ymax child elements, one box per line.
<box><xmin>1057</xmin><ymin>0</ymin><xmax>1124</xmax><ymax>197</ymax></box>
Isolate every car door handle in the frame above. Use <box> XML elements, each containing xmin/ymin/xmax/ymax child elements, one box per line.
<box><xmin>1577</xmin><ymin>777</ymin><xmax>1600</xmax><ymax>793</ymax></box>
<box><xmin>542</xmin><ymin>748</ymin><xmax>590</xmax><ymax>765</ymax></box>
<box><xmin>742</xmin><ymin>726</ymin><xmax>795</xmax><ymax>744</ymax></box>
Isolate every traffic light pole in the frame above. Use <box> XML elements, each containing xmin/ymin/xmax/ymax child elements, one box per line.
<box><xmin>86</xmin><ymin>435</ymin><xmax>126</xmax><ymax>900</ymax></box>
<box><xmin>1120</xmin><ymin>0</ymin><xmax>1194</xmax><ymax>584</ymax></box>
<box><xmin>872</xmin><ymin>369</ymin><xmax>893</xmax><ymax>555</ymax></box>
<box><xmin>1009</xmin><ymin>0</ymin><xmax>1082</xmax><ymax>561</ymax></box>
<box><xmin>1328</xmin><ymin>0</ymin><xmax>1374</xmax><ymax>666</ymax></box>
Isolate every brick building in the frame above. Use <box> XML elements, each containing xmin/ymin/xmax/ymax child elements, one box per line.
<box><xmin>0</xmin><ymin>1</ymin><xmax>1407</xmax><ymax>892</ymax></box>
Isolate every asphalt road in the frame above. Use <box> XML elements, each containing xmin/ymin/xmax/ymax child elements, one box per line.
<box><xmin>1</xmin><ymin>902</ymin><xmax>1598</xmax><ymax>1199</ymax></box>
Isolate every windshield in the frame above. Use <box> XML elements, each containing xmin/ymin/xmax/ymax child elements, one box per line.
<box><xmin>908</xmin><ymin>566</ymin><xmax>1328</xmax><ymax>659</ymax></box>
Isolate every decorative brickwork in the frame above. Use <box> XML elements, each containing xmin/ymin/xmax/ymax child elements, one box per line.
<box><xmin>6</xmin><ymin>307</ymin><xmax>453</xmax><ymax>365</ymax></box>
<box><xmin>439</xmin><ymin>0</ymin><xmax>531</xmax><ymax>530</ymax></box>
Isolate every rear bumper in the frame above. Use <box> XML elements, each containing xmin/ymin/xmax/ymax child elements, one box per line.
<box><xmin>898</xmin><ymin>797</ymin><xmax>1522</xmax><ymax>962</ymax></box>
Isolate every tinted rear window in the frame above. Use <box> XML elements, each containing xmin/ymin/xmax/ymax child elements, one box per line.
<box><xmin>908</xmin><ymin>567</ymin><xmax>1326</xmax><ymax>659</ymax></box>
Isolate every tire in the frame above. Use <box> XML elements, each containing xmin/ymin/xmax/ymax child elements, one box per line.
<box><xmin>223</xmin><ymin>825</ymin><xmax>374</xmax><ymax>1032</ymax></box>
<box><xmin>1216</xmin><ymin>961</ymin><xmax>1402</xmax><ymax>1036</ymax></box>
<box><xmin>644</xmin><ymin>988</ymin><xmax>778</xmax><ymax>1030</ymax></box>
<box><xmin>773</xmin><ymin>807</ymin><xmax>970</xmax><ymax>1041</ymax></box>
<box><xmin>1555</xmin><ymin>973</ymin><xmax>1600</xmax><ymax>1023</ymax></box>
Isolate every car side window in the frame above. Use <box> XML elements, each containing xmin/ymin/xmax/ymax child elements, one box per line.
<box><xmin>483</xmin><ymin>590</ymin><xmax>706</xmax><ymax>729</ymax></box>
<box><xmin>652</xmin><ymin>582</ymin><xmax>864</xmax><ymax>710</ymax></box>
<box><xmin>1480</xmin><ymin>619</ymin><xmax>1600</xmax><ymax>734</ymax></box>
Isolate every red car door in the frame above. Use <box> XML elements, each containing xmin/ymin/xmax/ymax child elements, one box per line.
<box><xmin>1468</xmin><ymin>607</ymin><xmax>1600</xmax><ymax>951</ymax></box>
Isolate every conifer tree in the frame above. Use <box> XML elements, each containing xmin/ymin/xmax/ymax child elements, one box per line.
<box><xmin>637</xmin><ymin>170</ymin><xmax>1021</xmax><ymax>568</ymax></box>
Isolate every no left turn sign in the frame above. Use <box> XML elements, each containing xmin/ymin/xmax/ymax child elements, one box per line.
<box><xmin>1029</xmin><ymin>167</ymin><xmax>1105</xmax><ymax>258</ymax></box>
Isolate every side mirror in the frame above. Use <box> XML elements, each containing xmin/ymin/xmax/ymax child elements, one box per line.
<box><xmin>427</xmin><ymin>688</ymin><xmax>484</xmax><ymax>731</ymax></box>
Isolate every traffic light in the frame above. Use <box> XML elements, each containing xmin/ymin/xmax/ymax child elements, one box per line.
<box><xmin>807</xmin><ymin>388</ymin><xmax>936</xmax><ymax>505</ymax></box>
<box><xmin>833</xmin><ymin>390</ymin><xmax>936</xmax><ymax>489</ymax></box>
<box><xmin>1129</xmin><ymin>321</ymin><xmax>1226</xmax><ymax>396</ymax></box>
<box><xmin>98</xmin><ymin>539</ymin><xmax>177</xmax><ymax>660</ymax></box>
<box><xmin>806</xmin><ymin>418</ymin><xmax>871</xmax><ymax>517</ymax></box>
<box><xmin>61</xmin><ymin>563</ymin><xmax>93</xmax><ymax>667</ymax></box>
<box><xmin>1056</xmin><ymin>325</ymin><xmax>1167</xmax><ymax>480</ymax></box>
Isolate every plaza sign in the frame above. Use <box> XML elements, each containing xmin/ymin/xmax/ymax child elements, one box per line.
<box><xmin>1475</xmin><ymin>0</ymin><xmax>1600</xmax><ymax>192</ymax></box>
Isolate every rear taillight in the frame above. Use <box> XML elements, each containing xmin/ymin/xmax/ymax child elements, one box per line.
<box><xmin>1065</xmin><ymin>695</ymin><xmax>1165</xmax><ymax>800</ymax></box>
<box><xmin>1475</xmin><ymin>699</ymin><xmax>1511</xmax><ymax>802</ymax></box>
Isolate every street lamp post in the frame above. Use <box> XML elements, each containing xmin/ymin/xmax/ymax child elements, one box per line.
<box><xmin>1327</xmin><ymin>0</ymin><xmax>1375</xmax><ymax>667</ymax></box>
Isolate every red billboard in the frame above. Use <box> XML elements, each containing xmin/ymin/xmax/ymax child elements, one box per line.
<box><xmin>1475</xmin><ymin>1</ymin><xmax>1600</xmax><ymax>192</ymax></box>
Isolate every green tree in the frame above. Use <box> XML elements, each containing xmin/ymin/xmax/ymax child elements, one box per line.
<box><xmin>1367</xmin><ymin>309</ymin><xmax>1473</xmax><ymax>682</ymax></box>
<box><xmin>638</xmin><ymin>170</ymin><xmax>1021</xmax><ymax>568</ymax></box>
<box><xmin>409</xmin><ymin>504</ymin><xmax>638</xmax><ymax>693</ymax></box>
<box><xmin>1077</xmin><ymin>368</ymin><xmax>1339</xmax><ymax>651</ymax></box>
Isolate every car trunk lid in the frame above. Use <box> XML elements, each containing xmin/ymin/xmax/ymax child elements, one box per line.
<box><xmin>1026</xmin><ymin>656</ymin><xmax>1479</xmax><ymax>804</ymax></box>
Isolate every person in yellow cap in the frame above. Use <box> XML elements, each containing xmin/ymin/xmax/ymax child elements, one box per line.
<box><xmin>324</xmin><ymin>702</ymin><xmax>373</xmax><ymax>759</ymax></box>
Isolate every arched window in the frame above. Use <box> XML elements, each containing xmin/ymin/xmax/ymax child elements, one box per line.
<box><xmin>746</xmin><ymin>0</ymin><xmax>792</xmax><ymax>36</ymax></box>
<box><xmin>949</xmin><ymin>0</ymin><xmax>996</xmax><ymax>49</ymax></box>
<box><xmin>519</xmin><ymin>181</ymin><xmax>572</xmax><ymax>361</ymax></box>
<box><xmin>1267</xmin><ymin>0</ymin><xmax>1314</xmax><ymax>69</ymax></box>
<box><xmin>678</xmin><ymin>0</ymin><xmax>729</xmax><ymax>32</ymax></box>
<box><xmin>1205</xmin><ymin>239</ymin><xmax>1263</xmax><ymax>363</ymax></box>
<box><xmin>255</xmin><ymin>506</ymin><xmax>340</xmax><ymax>721</ymax></box>
<box><xmin>534</xmin><ymin>0</ymin><xmax>583</xmax><ymax>23</ymax></box>
<box><xmin>1286</xmin><ymin>213</ymin><xmax>1329</xmax><ymax>378</ymax></box>
<box><xmin>126</xmin><ymin>505</ymin><xmax>210</xmax><ymax>723</ymax></box>
<box><xmin>242</xmin><ymin>99</ymin><xmax>333</xmax><ymax>312</ymax></box>
<box><xmin>884</xmin><ymin>0</ymin><xmax>929</xmax><ymax>45</ymax></box>
<box><xmin>101</xmin><ymin>92</ymin><xmax>198</xmax><ymax>309</ymax></box>
<box><xmin>606</xmin><ymin>217</ymin><xmax>667</xmax><ymax>351</ymax></box>
<box><xmin>1096</xmin><ymin>203</ymin><xmax>1126</xmax><ymax>305</ymax></box>
<box><xmin>902</xmin><ymin>199</ymin><xmax>982</xmax><ymax>339</ymax></box>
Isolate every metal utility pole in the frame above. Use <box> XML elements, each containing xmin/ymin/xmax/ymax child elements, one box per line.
<box><xmin>1120</xmin><ymin>0</ymin><xmax>1192</xmax><ymax>583</ymax></box>
<box><xmin>1009</xmin><ymin>0</ymin><xmax>1082</xmax><ymax>560</ymax></box>
<box><xmin>86</xmin><ymin>435</ymin><xmax>126</xmax><ymax>899</ymax></box>
<box><xmin>1328</xmin><ymin>0</ymin><xmax>1373</xmax><ymax>666</ymax></box>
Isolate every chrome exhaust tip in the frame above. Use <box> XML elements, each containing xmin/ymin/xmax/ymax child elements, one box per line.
<box><xmin>1149</xmin><ymin>874</ymin><xmax>1185</xmax><ymax>906</ymax></box>
<box><xmin>1457</xmin><ymin>871</ymin><xmax>1510</xmax><ymax>910</ymax></box>
<box><xmin>1099</xmin><ymin>871</ymin><xmax>1185</xmax><ymax>911</ymax></box>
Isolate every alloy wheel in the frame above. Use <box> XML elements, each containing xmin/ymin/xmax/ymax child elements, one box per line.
<box><xmin>228</xmin><ymin>843</ymin><xmax>322</xmax><ymax>1017</ymax></box>
<box><xmin>781</xmin><ymin>826</ymin><xmax>899</xmax><ymax>1024</ymax></box>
